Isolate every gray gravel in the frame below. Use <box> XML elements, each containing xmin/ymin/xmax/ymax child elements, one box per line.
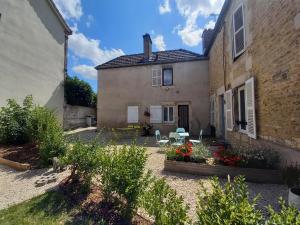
<box><xmin>145</xmin><ymin>147</ymin><xmax>288</xmax><ymax>221</ymax></box>
<box><xmin>0</xmin><ymin>165</ymin><xmax>69</xmax><ymax>210</ymax></box>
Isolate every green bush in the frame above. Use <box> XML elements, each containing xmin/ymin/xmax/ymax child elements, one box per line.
<box><xmin>30</xmin><ymin>106</ymin><xmax>66</xmax><ymax>165</ymax></box>
<box><xmin>0</xmin><ymin>96</ymin><xmax>33</xmax><ymax>144</ymax></box>
<box><xmin>195</xmin><ymin>176</ymin><xmax>263</xmax><ymax>225</ymax></box>
<box><xmin>266</xmin><ymin>198</ymin><xmax>300</xmax><ymax>225</ymax></box>
<box><xmin>100</xmin><ymin>144</ymin><xmax>148</xmax><ymax>221</ymax></box>
<box><xmin>139</xmin><ymin>176</ymin><xmax>190</xmax><ymax>225</ymax></box>
<box><xmin>61</xmin><ymin>140</ymin><xmax>101</xmax><ymax>190</ymax></box>
<box><xmin>65</xmin><ymin>76</ymin><xmax>96</xmax><ymax>108</ymax></box>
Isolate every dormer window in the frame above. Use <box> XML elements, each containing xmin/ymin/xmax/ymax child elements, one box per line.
<box><xmin>233</xmin><ymin>4</ymin><xmax>245</xmax><ymax>58</ymax></box>
<box><xmin>162</xmin><ymin>68</ymin><xmax>173</xmax><ymax>86</ymax></box>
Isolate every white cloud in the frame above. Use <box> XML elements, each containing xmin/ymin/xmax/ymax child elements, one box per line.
<box><xmin>86</xmin><ymin>15</ymin><xmax>94</xmax><ymax>28</ymax></box>
<box><xmin>53</xmin><ymin>0</ymin><xmax>83</xmax><ymax>20</ymax></box>
<box><xmin>205</xmin><ymin>20</ymin><xmax>216</xmax><ymax>29</ymax></box>
<box><xmin>73</xmin><ymin>65</ymin><xmax>97</xmax><ymax>80</ymax></box>
<box><xmin>175</xmin><ymin>0</ymin><xmax>224</xmax><ymax>46</ymax></box>
<box><xmin>68</xmin><ymin>31</ymin><xmax>125</xmax><ymax>65</ymax></box>
<box><xmin>153</xmin><ymin>35</ymin><xmax>166</xmax><ymax>51</ymax></box>
<box><xmin>159</xmin><ymin>0</ymin><xmax>171</xmax><ymax>14</ymax></box>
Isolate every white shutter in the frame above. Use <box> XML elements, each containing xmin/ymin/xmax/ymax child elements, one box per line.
<box><xmin>233</xmin><ymin>4</ymin><xmax>245</xmax><ymax>57</ymax></box>
<box><xmin>150</xmin><ymin>105</ymin><xmax>162</xmax><ymax>123</ymax></box>
<box><xmin>152</xmin><ymin>69</ymin><xmax>162</xmax><ymax>86</ymax></box>
<box><xmin>225</xmin><ymin>90</ymin><xmax>233</xmax><ymax>131</ymax></box>
<box><xmin>127</xmin><ymin>106</ymin><xmax>139</xmax><ymax>123</ymax></box>
<box><xmin>245</xmin><ymin>77</ymin><xmax>256</xmax><ymax>139</ymax></box>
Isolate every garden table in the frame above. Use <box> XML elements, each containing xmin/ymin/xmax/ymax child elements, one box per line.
<box><xmin>178</xmin><ymin>132</ymin><xmax>189</xmax><ymax>143</ymax></box>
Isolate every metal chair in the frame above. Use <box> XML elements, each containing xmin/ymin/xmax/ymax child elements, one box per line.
<box><xmin>189</xmin><ymin>129</ymin><xmax>203</xmax><ymax>145</ymax></box>
<box><xmin>169</xmin><ymin>132</ymin><xmax>184</xmax><ymax>146</ymax></box>
<box><xmin>155</xmin><ymin>130</ymin><xmax>169</xmax><ymax>146</ymax></box>
<box><xmin>176</xmin><ymin>128</ymin><xmax>185</xmax><ymax>133</ymax></box>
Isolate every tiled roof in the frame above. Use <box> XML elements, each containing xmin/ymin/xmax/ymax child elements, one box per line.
<box><xmin>95</xmin><ymin>49</ymin><xmax>208</xmax><ymax>70</ymax></box>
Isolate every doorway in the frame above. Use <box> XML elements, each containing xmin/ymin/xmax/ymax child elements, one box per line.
<box><xmin>178</xmin><ymin>105</ymin><xmax>189</xmax><ymax>132</ymax></box>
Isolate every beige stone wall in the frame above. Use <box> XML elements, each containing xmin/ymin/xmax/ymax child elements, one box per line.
<box><xmin>97</xmin><ymin>60</ymin><xmax>209</xmax><ymax>135</ymax></box>
<box><xmin>64</xmin><ymin>105</ymin><xmax>96</xmax><ymax>130</ymax></box>
<box><xmin>0</xmin><ymin>0</ymin><xmax>66</xmax><ymax>123</ymax></box>
<box><xmin>209</xmin><ymin>0</ymin><xmax>300</xmax><ymax>158</ymax></box>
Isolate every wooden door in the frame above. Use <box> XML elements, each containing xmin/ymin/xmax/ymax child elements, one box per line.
<box><xmin>178</xmin><ymin>105</ymin><xmax>189</xmax><ymax>131</ymax></box>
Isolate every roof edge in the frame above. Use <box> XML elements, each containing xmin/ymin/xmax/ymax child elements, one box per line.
<box><xmin>95</xmin><ymin>57</ymin><xmax>209</xmax><ymax>70</ymax></box>
<box><xmin>47</xmin><ymin>0</ymin><xmax>72</xmax><ymax>35</ymax></box>
<box><xmin>204</xmin><ymin>0</ymin><xmax>231</xmax><ymax>56</ymax></box>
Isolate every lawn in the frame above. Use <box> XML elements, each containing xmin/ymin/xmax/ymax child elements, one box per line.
<box><xmin>0</xmin><ymin>191</ymin><xmax>105</xmax><ymax>225</ymax></box>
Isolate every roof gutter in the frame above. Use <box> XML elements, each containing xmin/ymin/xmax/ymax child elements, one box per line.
<box><xmin>47</xmin><ymin>0</ymin><xmax>72</xmax><ymax>35</ymax></box>
<box><xmin>204</xmin><ymin>0</ymin><xmax>231</xmax><ymax>56</ymax></box>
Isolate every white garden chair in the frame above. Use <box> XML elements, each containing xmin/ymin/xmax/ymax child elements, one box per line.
<box><xmin>155</xmin><ymin>130</ymin><xmax>169</xmax><ymax>147</ymax></box>
<box><xmin>189</xmin><ymin>129</ymin><xmax>203</xmax><ymax>145</ymax></box>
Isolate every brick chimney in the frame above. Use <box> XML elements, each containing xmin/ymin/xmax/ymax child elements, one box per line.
<box><xmin>202</xmin><ymin>29</ymin><xmax>214</xmax><ymax>53</ymax></box>
<box><xmin>143</xmin><ymin>33</ymin><xmax>152</xmax><ymax>59</ymax></box>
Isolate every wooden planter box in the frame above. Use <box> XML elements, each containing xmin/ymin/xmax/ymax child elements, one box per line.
<box><xmin>164</xmin><ymin>160</ymin><xmax>283</xmax><ymax>184</ymax></box>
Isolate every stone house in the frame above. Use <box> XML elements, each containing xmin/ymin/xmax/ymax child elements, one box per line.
<box><xmin>96</xmin><ymin>34</ymin><xmax>209</xmax><ymax>135</ymax></box>
<box><xmin>0</xmin><ymin>0</ymin><xmax>72</xmax><ymax>123</ymax></box>
<box><xmin>205</xmin><ymin>0</ymin><xmax>300</xmax><ymax>163</ymax></box>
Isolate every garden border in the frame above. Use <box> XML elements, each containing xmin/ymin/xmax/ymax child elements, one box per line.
<box><xmin>0</xmin><ymin>157</ymin><xmax>31</xmax><ymax>171</ymax></box>
<box><xmin>164</xmin><ymin>159</ymin><xmax>283</xmax><ymax>184</ymax></box>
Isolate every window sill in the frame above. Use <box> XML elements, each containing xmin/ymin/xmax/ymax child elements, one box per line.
<box><xmin>163</xmin><ymin>122</ymin><xmax>175</xmax><ymax>126</ymax></box>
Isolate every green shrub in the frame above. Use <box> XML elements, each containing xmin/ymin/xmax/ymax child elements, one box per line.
<box><xmin>61</xmin><ymin>140</ymin><xmax>101</xmax><ymax>190</ymax></box>
<box><xmin>266</xmin><ymin>198</ymin><xmax>300</xmax><ymax>225</ymax></box>
<box><xmin>139</xmin><ymin>176</ymin><xmax>190</xmax><ymax>225</ymax></box>
<box><xmin>100</xmin><ymin>144</ymin><xmax>148</xmax><ymax>221</ymax></box>
<box><xmin>30</xmin><ymin>106</ymin><xmax>66</xmax><ymax>165</ymax></box>
<box><xmin>65</xmin><ymin>76</ymin><xmax>96</xmax><ymax>107</ymax></box>
<box><xmin>0</xmin><ymin>96</ymin><xmax>33</xmax><ymax>144</ymax></box>
<box><xmin>195</xmin><ymin>176</ymin><xmax>263</xmax><ymax>225</ymax></box>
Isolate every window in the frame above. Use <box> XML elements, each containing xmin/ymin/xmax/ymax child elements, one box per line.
<box><xmin>233</xmin><ymin>4</ymin><xmax>245</xmax><ymax>58</ymax></box>
<box><xmin>163</xmin><ymin>106</ymin><xmax>174</xmax><ymax>123</ymax></box>
<box><xmin>225</xmin><ymin>90</ymin><xmax>233</xmax><ymax>131</ymax></box>
<box><xmin>162</xmin><ymin>68</ymin><xmax>173</xmax><ymax>86</ymax></box>
<box><xmin>150</xmin><ymin>105</ymin><xmax>162</xmax><ymax>123</ymax></box>
<box><xmin>127</xmin><ymin>106</ymin><xmax>139</xmax><ymax>123</ymax></box>
<box><xmin>238</xmin><ymin>86</ymin><xmax>247</xmax><ymax>132</ymax></box>
<box><xmin>152</xmin><ymin>69</ymin><xmax>162</xmax><ymax>86</ymax></box>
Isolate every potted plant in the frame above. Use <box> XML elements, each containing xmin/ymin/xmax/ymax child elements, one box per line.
<box><xmin>282</xmin><ymin>163</ymin><xmax>300</xmax><ymax>210</ymax></box>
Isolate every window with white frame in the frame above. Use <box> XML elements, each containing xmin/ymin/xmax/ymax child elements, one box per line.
<box><xmin>237</xmin><ymin>86</ymin><xmax>247</xmax><ymax>132</ymax></box>
<box><xmin>233</xmin><ymin>4</ymin><xmax>245</xmax><ymax>58</ymax></box>
<box><xmin>163</xmin><ymin>106</ymin><xmax>174</xmax><ymax>123</ymax></box>
<box><xmin>127</xmin><ymin>106</ymin><xmax>139</xmax><ymax>123</ymax></box>
<box><xmin>152</xmin><ymin>69</ymin><xmax>162</xmax><ymax>86</ymax></box>
<box><xmin>150</xmin><ymin>105</ymin><xmax>162</xmax><ymax>123</ymax></box>
<box><xmin>162</xmin><ymin>68</ymin><xmax>173</xmax><ymax>86</ymax></box>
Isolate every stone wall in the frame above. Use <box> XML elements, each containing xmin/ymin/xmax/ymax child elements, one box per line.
<box><xmin>64</xmin><ymin>105</ymin><xmax>96</xmax><ymax>130</ymax></box>
<box><xmin>208</xmin><ymin>0</ymin><xmax>300</xmax><ymax>160</ymax></box>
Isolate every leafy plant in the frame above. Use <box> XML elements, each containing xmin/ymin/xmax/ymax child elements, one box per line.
<box><xmin>139</xmin><ymin>176</ymin><xmax>190</xmax><ymax>225</ymax></box>
<box><xmin>61</xmin><ymin>140</ymin><xmax>101</xmax><ymax>190</ymax></box>
<box><xmin>282</xmin><ymin>163</ymin><xmax>300</xmax><ymax>188</ymax></box>
<box><xmin>100</xmin><ymin>144</ymin><xmax>148</xmax><ymax>221</ymax></box>
<box><xmin>0</xmin><ymin>96</ymin><xmax>33</xmax><ymax>144</ymax></box>
<box><xmin>266</xmin><ymin>198</ymin><xmax>300</xmax><ymax>225</ymax></box>
<box><xmin>195</xmin><ymin>176</ymin><xmax>263</xmax><ymax>225</ymax></box>
<box><xmin>30</xmin><ymin>106</ymin><xmax>66</xmax><ymax>165</ymax></box>
<box><xmin>65</xmin><ymin>76</ymin><xmax>96</xmax><ymax>108</ymax></box>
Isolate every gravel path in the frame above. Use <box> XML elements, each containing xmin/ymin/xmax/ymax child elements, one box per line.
<box><xmin>145</xmin><ymin>147</ymin><xmax>288</xmax><ymax>221</ymax></box>
<box><xmin>0</xmin><ymin>165</ymin><xmax>69</xmax><ymax>210</ymax></box>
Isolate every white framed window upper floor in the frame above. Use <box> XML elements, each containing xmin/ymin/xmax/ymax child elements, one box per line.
<box><xmin>232</xmin><ymin>3</ymin><xmax>246</xmax><ymax>59</ymax></box>
<box><xmin>152</xmin><ymin>68</ymin><xmax>162</xmax><ymax>86</ymax></box>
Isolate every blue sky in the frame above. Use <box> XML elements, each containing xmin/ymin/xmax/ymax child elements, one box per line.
<box><xmin>53</xmin><ymin>0</ymin><xmax>225</xmax><ymax>92</ymax></box>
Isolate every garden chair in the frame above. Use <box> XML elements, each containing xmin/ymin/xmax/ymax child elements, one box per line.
<box><xmin>169</xmin><ymin>132</ymin><xmax>184</xmax><ymax>146</ymax></box>
<box><xmin>176</xmin><ymin>127</ymin><xmax>185</xmax><ymax>133</ymax></box>
<box><xmin>155</xmin><ymin>130</ymin><xmax>169</xmax><ymax>146</ymax></box>
<box><xmin>189</xmin><ymin>129</ymin><xmax>203</xmax><ymax>145</ymax></box>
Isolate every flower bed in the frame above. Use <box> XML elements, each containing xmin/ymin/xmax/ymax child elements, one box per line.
<box><xmin>164</xmin><ymin>143</ymin><xmax>283</xmax><ymax>183</ymax></box>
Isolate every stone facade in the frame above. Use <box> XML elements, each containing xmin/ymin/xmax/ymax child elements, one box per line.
<box><xmin>208</xmin><ymin>0</ymin><xmax>300</xmax><ymax>163</ymax></box>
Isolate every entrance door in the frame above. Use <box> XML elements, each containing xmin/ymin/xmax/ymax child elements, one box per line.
<box><xmin>219</xmin><ymin>95</ymin><xmax>225</xmax><ymax>138</ymax></box>
<box><xmin>178</xmin><ymin>105</ymin><xmax>189</xmax><ymax>132</ymax></box>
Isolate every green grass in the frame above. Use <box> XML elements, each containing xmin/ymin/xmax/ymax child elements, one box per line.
<box><xmin>0</xmin><ymin>191</ymin><xmax>105</xmax><ymax>225</ymax></box>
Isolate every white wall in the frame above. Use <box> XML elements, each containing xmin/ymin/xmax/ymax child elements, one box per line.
<box><xmin>0</xmin><ymin>0</ymin><xmax>66</xmax><ymax>123</ymax></box>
